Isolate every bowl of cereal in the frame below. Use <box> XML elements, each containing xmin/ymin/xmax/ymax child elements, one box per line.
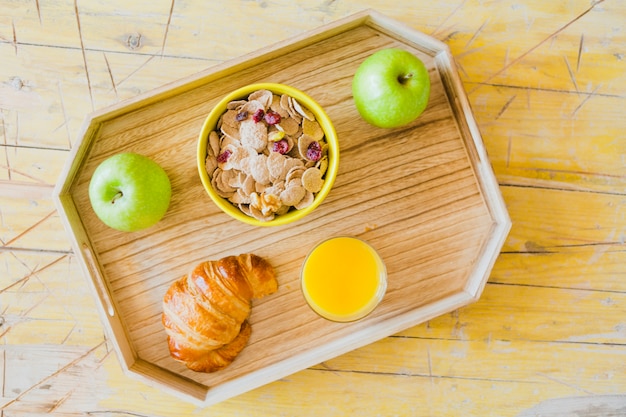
<box><xmin>197</xmin><ymin>83</ymin><xmax>339</xmax><ymax>226</ymax></box>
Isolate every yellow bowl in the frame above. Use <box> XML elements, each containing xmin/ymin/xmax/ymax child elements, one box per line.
<box><xmin>197</xmin><ymin>83</ymin><xmax>339</xmax><ymax>227</ymax></box>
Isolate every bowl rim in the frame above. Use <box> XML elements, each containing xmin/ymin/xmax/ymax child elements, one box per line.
<box><xmin>197</xmin><ymin>82</ymin><xmax>339</xmax><ymax>227</ymax></box>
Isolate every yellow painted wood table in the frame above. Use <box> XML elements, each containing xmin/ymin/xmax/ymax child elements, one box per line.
<box><xmin>1</xmin><ymin>1</ymin><xmax>624</xmax><ymax>415</ymax></box>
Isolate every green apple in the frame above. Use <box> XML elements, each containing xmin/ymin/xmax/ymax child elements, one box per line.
<box><xmin>352</xmin><ymin>48</ymin><xmax>430</xmax><ymax>128</ymax></box>
<box><xmin>88</xmin><ymin>152</ymin><xmax>171</xmax><ymax>232</ymax></box>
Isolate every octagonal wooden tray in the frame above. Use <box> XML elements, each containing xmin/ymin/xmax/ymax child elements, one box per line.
<box><xmin>54</xmin><ymin>9</ymin><xmax>511</xmax><ymax>406</ymax></box>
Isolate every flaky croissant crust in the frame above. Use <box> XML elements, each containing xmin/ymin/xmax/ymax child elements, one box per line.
<box><xmin>162</xmin><ymin>254</ymin><xmax>277</xmax><ymax>373</ymax></box>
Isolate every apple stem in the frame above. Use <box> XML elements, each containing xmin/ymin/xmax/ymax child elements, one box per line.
<box><xmin>111</xmin><ymin>191</ymin><xmax>123</xmax><ymax>204</ymax></box>
<box><xmin>398</xmin><ymin>73</ymin><xmax>414</xmax><ymax>85</ymax></box>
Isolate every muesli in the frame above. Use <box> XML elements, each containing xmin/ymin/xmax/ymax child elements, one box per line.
<box><xmin>205</xmin><ymin>89</ymin><xmax>329</xmax><ymax>222</ymax></box>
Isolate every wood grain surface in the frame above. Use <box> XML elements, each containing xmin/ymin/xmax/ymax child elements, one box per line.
<box><xmin>1</xmin><ymin>0</ymin><xmax>625</xmax><ymax>416</ymax></box>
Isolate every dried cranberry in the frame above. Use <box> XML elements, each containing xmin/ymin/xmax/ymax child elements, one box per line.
<box><xmin>217</xmin><ymin>149</ymin><xmax>232</xmax><ymax>163</ymax></box>
<box><xmin>264</xmin><ymin>110</ymin><xmax>281</xmax><ymax>125</ymax></box>
<box><xmin>252</xmin><ymin>109</ymin><xmax>265</xmax><ymax>123</ymax></box>
<box><xmin>306</xmin><ymin>141</ymin><xmax>322</xmax><ymax>161</ymax></box>
<box><xmin>271</xmin><ymin>139</ymin><xmax>289</xmax><ymax>155</ymax></box>
<box><xmin>235</xmin><ymin>110</ymin><xmax>248</xmax><ymax>121</ymax></box>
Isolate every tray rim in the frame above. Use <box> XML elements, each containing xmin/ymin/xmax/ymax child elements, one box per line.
<box><xmin>53</xmin><ymin>9</ymin><xmax>511</xmax><ymax>407</ymax></box>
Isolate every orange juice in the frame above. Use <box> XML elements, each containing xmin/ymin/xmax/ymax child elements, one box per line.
<box><xmin>301</xmin><ymin>236</ymin><xmax>387</xmax><ymax>322</ymax></box>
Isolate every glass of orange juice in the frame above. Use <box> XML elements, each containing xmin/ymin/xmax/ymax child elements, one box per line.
<box><xmin>301</xmin><ymin>236</ymin><xmax>387</xmax><ymax>322</ymax></box>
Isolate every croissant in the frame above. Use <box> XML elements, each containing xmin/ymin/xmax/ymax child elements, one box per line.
<box><xmin>162</xmin><ymin>254</ymin><xmax>277</xmax><ymax>373</ymax></box>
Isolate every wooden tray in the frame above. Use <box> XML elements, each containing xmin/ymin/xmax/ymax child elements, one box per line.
<box><xmin>54</xmin><ymin>9</ymin><xmax>511</xmax><ymax>406</ymax></box>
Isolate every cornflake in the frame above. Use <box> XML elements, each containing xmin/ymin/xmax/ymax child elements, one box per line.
<box><xmin>205</xmin><ymin>89</ymin><xmax>329</xmax><ymax>222</ymax></box>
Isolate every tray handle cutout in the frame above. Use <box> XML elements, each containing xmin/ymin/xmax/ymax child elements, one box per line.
<box><xmin>82</xmin><ymin>243</ymin><xmax>115</xmax><ymax>317</ymax></box>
